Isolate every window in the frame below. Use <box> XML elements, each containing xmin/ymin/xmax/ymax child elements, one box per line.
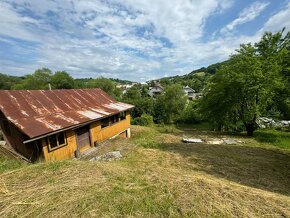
<box><xmin>120</xmin><ymin>112</ymin><xmax>126</xmax><ymax>120</ymax></box>
<box><xmin>101</xmin><ymin>118</ymin><xmax>110</xmax><ymax>129</ymax></box>
<box><xmin>100</xmin><ymin>113</ymin><xmax>126</xmax><ymax>129</ymax></box>
<box><xmin>110</xmin><ymin>114</ymin><xmax>119</xmax><ymax>124</ymax></box>
<box><xmin>48</xmin><ymin>132</ymin><xmax>67</xmax><ymax>151</ymax></box>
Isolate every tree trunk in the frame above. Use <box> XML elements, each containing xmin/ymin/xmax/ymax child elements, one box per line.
<box><xmin>245</xmin><ymin>123</ymin><xmax>255</xmax><ymax>136</ymax></box>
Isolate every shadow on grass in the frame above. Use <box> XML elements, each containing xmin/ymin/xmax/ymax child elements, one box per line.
<box><xmin>158</xmin><ymin>142</ymin><xmax>290</xmax><ymax>196</ymax></box>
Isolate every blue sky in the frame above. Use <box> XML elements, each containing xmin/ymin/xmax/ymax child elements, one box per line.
<box><xmin>0</xmin><ymin>0</ymin><xmax>289</xmax><ymax>82</ymax></box>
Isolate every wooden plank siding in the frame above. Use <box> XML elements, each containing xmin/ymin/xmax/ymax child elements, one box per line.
<box><xmin>42</xmin><ymin>129</ymin><xmax>77</xmax><ymax>161</ymax></box>
<box><xmin>41</xmin><ymin>111</ymin><xmax>131</xmax><ymax>161</ymax></box>
<box><xmin>90</xmin><ymin>111</ymin><xmax>131</xmax><ymax>144</ymax></box>
<box><xmin>0</xmin><ymin>114</ymin><xmax>35</xmax><ymax>160</ymax></box>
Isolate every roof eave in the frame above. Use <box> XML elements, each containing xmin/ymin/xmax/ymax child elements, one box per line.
<box><xmin>23</xmin><ymin>106</ymin><xmax>134</xmax><ymax>144</ymax></box>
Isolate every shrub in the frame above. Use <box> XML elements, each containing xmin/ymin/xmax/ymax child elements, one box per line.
<box><xmin>132</xmin><ymin>114</ymin><xmax>154</xmax><ymax>126</ymax></box>
<box><xmin>177</xmin><ymin>101</ymin><xmax>203</xmax><ymax>124</ymax></box>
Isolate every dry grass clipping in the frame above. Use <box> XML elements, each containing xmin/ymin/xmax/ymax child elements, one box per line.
<box><xmin>0</xmin><ymin>126</ymin><xmax>290</xmax><ymax>217</ymax></box>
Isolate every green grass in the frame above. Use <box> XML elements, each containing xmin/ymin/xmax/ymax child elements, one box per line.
<box><xmin>176</xmin><ymin>122</ymin><xmax>290</xmax><ymax>150</ymax></box>
<box><xmin>176</xmin><ymin>122</ymin><xmax>212</xmax><ymax>131</ymax></box>
<box><xmin>254</xmin><ymin>129</ymin><xmax>290</xmax><ymax>150</ymax></box>
<box><xmin>131</xmin><ymin>126</ymin><xmax>164</xmax><ymax>149</ymax></box>
<box><xmin>154</xmin><ymin>124</ymin><xmax>181</xmax><ymax>134</ymax></box>
<box><xmin>0</xmin><ymin>125</ymin><xmax>290</xmax><ymax>217</ymax></box>
<box><xmin>0</xmin><ymin>154</ymin><xmax>25</xmax><ymax>173</ymax></box>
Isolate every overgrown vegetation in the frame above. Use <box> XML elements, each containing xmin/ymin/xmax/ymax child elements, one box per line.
<box><xmin>200</xmin><ymin>29</ymin><xmax>290</xmax><ymax>136</ymax></box>
<box><xmin>131</xmin><ymin>114</ymin><xmax>154</xmax><ymax>126</ymax></box>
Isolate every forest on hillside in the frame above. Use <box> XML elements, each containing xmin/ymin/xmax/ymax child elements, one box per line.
<box><xmin>0</xmin><ymin>29</ymin><xmax>289</xmax><ymax>136</ymax></box>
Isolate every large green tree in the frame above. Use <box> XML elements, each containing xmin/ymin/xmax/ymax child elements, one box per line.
<box><xmin>153</xmin><ymin>84</ymin><xmax>187</xmax><ymax>123</ymax></box>
<box><xmin>51</xmin><ymin>71</ymin><xmax>75</xmax><ymax>89</ymax></box>
<box><xmin>200</xmin><ymin>30</ymin><xmax>289</xmax><ymax>136</ymax></box>
<box><xmin>0</xmin><ymin>73</ymin><xmax>23</xmax><ymax>90</ymax></box>
<box><xmin>12</xmin><ymin>68</ymin><xmax>53</xmax><ymax>90</ymax></box>
<box><xmin>123</xmin><ymin>86</ymin><xmax>153</xmax><ymax>118</ymax></box>
<box><xmin>87</xmin><ymin>77</ymin><xmax>121</xmax><ymax>99</ymax></box>
<box><xmin>256</xmin><ymin>30</ymin><xmax>290</xmax><ymax>119</ymax></box>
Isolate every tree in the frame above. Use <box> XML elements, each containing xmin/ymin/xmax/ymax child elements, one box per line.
<box><xmin>51</xmin><ymin>71</ymin><xmax>74</xmax><ymax>89</ymax></box>
<box><xmin>256</xmin><ymin>30</ymin><xmax>290</xmax><ymax>119</ymax></box>
<box><xmin>178</xmin><ymin>100</ymin><xmax>203</xmax><ymax>124</ymax></box>
<box><xmin>87</xmin><ymin>77</ymin><xmax>120</xmax><ymax>98</ymax></box>
<box><xmin>123</xmin><ymin>86</ymin><xmax>141</xmax><ymax>99</ymax></box>
<box><xmin>153</xmin><ymin>84</ymin><xmax>187</xmax><ymax>123</ymax></box>
<box><xmin>200</xmin><ymin>30</ymin><xmax>288</xmax><ymax>136</ymax></box>
<box><xmin>12</xmin><ymin>68</ymin><xmax>53</xmax><ymax>90</ymax></box>
<box><xmin>160</xmin><ymin>78</ymin><xmax>172</xmax><ymax>87</ymax></box>
<box><xmin>0</xmin><ymin>73</ymin><xmax>23</xmax><ymax>90</ymax></box>
<box><xmin>153</xmin><ymin>95</ymin><xmax>169</xmax><ymax>123</ymax></box>
<box><xmin>123</xmin><ymin>86</ymin><xmax>154</xmax><ymax>119</ymax></box>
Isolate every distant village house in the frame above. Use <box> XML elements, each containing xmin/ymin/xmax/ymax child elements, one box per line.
<box><xmin>116</xmin><ymin>83</ymin><xmax>136</xmax><ymax>95</ymax></box>
<box><xmin>148</xmin><ymin>82</ymin><xmax>164</xmax><ymax>97</ymax></box>
<box><xmin>183</xmin><ymin>86</ymin><xmax>202</xmax><ymax>100</ymax></box>
<box><xmin>0</xmin><ymin>89</ymin><xmax>134</xmax><ymax>162</ymax></box>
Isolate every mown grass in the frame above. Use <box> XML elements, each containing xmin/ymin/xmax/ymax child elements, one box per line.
<box><xmin>0</xmin><ymin>125</ymin><xmax>290</xmax><ymax>217</ymax></box>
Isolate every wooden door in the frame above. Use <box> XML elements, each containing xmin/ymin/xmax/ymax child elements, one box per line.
<box><xmin>76</xmin><ymin>126</ymin><xmax>91</xmax><ymax>151</ymax></box>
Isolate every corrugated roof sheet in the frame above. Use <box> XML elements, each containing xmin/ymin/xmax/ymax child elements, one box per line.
<box><xmin>0</xmin><ymin>89</ymin><xmax>134</xmax><ymax>139</ymax></box>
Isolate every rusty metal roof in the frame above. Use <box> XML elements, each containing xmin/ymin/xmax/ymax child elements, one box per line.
<box><xmin>0</xmin><ymin>89</ymin><xmax>134</xmax><ymax>139</ymax></box>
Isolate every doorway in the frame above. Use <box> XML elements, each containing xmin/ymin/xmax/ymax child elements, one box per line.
<box><xmin>76</xmin><ymin>125</ymin><xmax>91</xmax><ymax>152</ymax></box>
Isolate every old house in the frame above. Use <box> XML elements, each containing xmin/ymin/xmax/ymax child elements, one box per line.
<box><xmin>183</xmin><ymin>86</ymin><xmax>202</xmax><ymax>100</ymax></box>
<box><xmin>0</xmin><ymin>89</ymin><xmax>134</xmax><ymax>162</ymax></box>
<box><xmin>183</xmin><ymin>86</ymin><xmax>196</xmax><ymax>100</ymax></box>
<box><xmin>148</xmin><ymin>82</ymin><xmax>164</xmax><ymax>97</ymax></box>
<box><xmin>116</xmin><ymin>84</ymin><xmax>134</xmax><ymax>95</ymax></box>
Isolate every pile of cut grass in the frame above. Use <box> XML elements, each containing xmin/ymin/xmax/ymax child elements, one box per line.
<box><xmin>0</xmin><ymin>126</ymin><xmax>290</xmax><ymax>217</ymax></box>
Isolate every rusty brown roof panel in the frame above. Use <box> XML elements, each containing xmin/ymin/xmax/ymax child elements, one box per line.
<box><xmin>0</xmin><ymin>89</ymin><xmax>134</xmax><ymax>138</ymax></box>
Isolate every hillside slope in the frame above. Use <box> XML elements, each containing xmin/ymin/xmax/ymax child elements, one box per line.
<box><xmin>0</xmin><ymin>126</ymin><xmax>290</xmax><ymax>217</ymax></box>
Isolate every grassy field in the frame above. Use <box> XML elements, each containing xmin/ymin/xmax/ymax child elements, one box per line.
<box><xmin>0</xmin><ymin>125</ymin><xmax>290</xmax><ymax>217</ymax></box>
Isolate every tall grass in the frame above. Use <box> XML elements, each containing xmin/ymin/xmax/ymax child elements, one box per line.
<box><xmin>254</xmin><ymin>129</ymin><xmax>290</xmax><ymax>150</ymax></box>
<box><xmin>0</xmin><ymin>154</ymin><xmax>25</xmax><ymax>173</ymax></box>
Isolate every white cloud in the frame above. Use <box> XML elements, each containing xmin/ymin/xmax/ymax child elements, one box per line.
<box><xmin>0</xmin><ymin>0</ymin><xmax>289</xmax><ymax>82</ymax></box>
<box><xmin>259</xmin><ymin>2</ymin><xmax>290</xmax><ymax>33</ymax></box>
<box><xmin>221</xmin><ymin>1</ymin><xmax>269</xmax><ymax>35</ymax></box>
<box><xmin>0</xmin><ymin>2</ymin><xmax>40</xmax><ymax>42</ymax></box>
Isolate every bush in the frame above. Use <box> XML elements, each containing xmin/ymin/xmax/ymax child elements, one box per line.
<box><xmin>132</xmin><ymin>114</ymin><xmax>154</xmax><ymax>126</ymax></box>
<box><xmin>156</xmin><ymin>125</ymin><xmax>179</xmax><ymax>134</ymax></box>
<box><xmin>177</xmin><ymin>101</ymin><xmax>203</xmax><ymax>124</ymax></box>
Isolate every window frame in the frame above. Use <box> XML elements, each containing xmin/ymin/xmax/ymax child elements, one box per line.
<box><xmin>47</xmin><ymin>132</ymin><xmax>67</xmax><ymax>152</ymax></box>
<box><xmin>119</xmin><ymin>111</ymin><xmax>126</xmax><ymax>121</ymax></box>
<box><xmin>100</xmin><ymin>112</ymin><xmax>126</xmax><ymax>129</ymax></box>
<box><xmin>101</xmin><ymin>117</ymin><xmax>110</xmax><ymax>129</ymax></box>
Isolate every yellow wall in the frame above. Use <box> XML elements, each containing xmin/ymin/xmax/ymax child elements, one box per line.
<box><xmin>42</xmin><ymin>129</ymin><xmax>77</xmax><ymax>161</ymax></box>
<box><xmin>42</xmin><ymin>111</ymin><xmax>131</xmax><ymax>161</ymax></box>
<box><xmin>90</xmin><ymin>111</ymin><xmax>131</xmax><ymax>144</ymax></box>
